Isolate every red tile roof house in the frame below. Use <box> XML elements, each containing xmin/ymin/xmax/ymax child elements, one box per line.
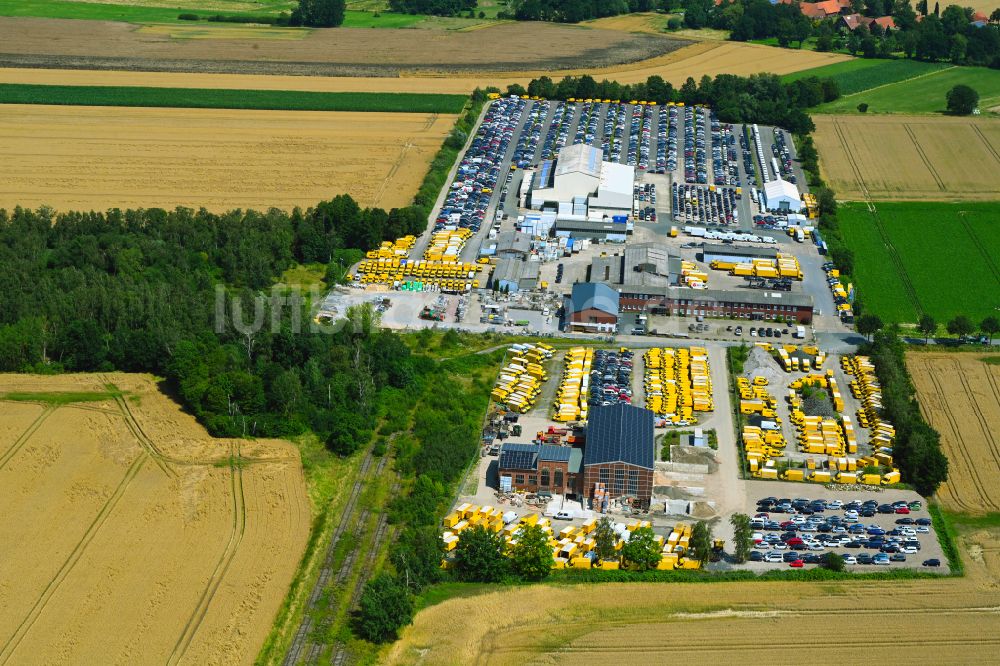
<box><xmin>841</xmin><ymin>13</ymin><xmax>897</xmax><ymax>30</ymax></box>
<box><xmin>800</xmin><ymin>0</ymin><xmax>848</xmax><ymax>19</ymax></box>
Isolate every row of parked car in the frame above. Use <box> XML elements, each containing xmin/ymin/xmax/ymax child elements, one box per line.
<box><xmin>541</xmin><ymin>101</ymin><xmax>570</xmax><ymax>161</ymax></box>
<box><xmin>683</xmin><ymin>107</ymin><xmax>708</xmax><ymax>184</ymax></box>
<box><xmin>749</xmin><ymin>496</ymin><xmax>941</xmax><ymax>568</ymax></box>
<box><xmin>711</xmin><ymin>117</ymin><xmax>740</xmax><ymax>187</ymax></box>
<box><xmin>772</xmin><ymin>128</ymin><xmax>797</xmax><ymax>184</ymax></box>
<box><xmin>587</xmin><ymin>348</ymin><xmax>634</xmax><ymax>408</ymax></box>
<box><xmin>739</xmin><ymin>126</ymin><xmax>759</xmax><ymax>189</ymax></box>
<box><xmin>672</xmin><ymin>183</ymin><xmax>740</xmax><ymax>226</ymax></box>
<box><xmin>512</xmin><ymin>100</ymin><xmax>546</xmax><ymax>168</ymax></box>
<box><xmin>435</xmin><ymin>97</ymin><xmax>523</xmax><ymax>233</ymax></box>
<box><xmin>603</xmin><ymin>103</ymin><xmax>628</xmax><ymax>164</ymax></box>
<box><xmin>575</xmin><ymin>102</ymin><xmax>601</xmax><ymax>148</ymax></box>
<box><xmin>654</xmin><ymin>105</ymin><xmax>673</xmax><ymax>174</ymax></box>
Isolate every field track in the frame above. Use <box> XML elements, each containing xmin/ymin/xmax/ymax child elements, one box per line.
<box><xmin>0</xmin><ymin>373</ymin><xmax>309</xmax><ymax>664</ymax></box>
<box><xmin>907</xmin><ymin>353</ymin><xmax>1000</xmax><ymax>514</ymax></box>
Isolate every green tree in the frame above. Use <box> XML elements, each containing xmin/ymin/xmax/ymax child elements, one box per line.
<box><xmin>981</xmin><ymin>316</ymin><xmax>1000</xmax><ymax>344</ymax></box>
<box><xmin>509</xmin><ymin>523</ymin><xmax>553</xmax><ymax>581</ymax></box>
<box><xmin>856</xmin><ymin>313</ymin><xmax>883</xmax><ymax>340</ymax></box>
<box><xmin>949</xmin><ymin>33</ymin><xmax>968</xmax><ymax>64</ymax></box>
<box><xmin>689</xmin><ymin>520</ymin><xmax>713</xmax><ymax>563</ymax></box>
<box><xmin>729</xmin><ymin>513</ymin><xmax>753</xmax><ymax>563</ymax></box>
<box><xmin>392</xmin><ymin>526</ymin><xmax>444</xmax><ymax>592</ymax></box>
<box><xmin>356</xmin><ymin>574</ymin><xmax>414</xmax><ymax>643</ymax></box>
<box><xmin>823</xmin><ymin>552</ymin><xmax>846</xmax><ymax>571</ymax></box>
<box><xmin>621</xmin><ymin>527</ymin><xmax>662</xmax><ymax>571</ymax></box>
<box><xmin>947</xmin><ymin>314</ymin><xmax>974</xmax><ymax>339</ymax></box>
<box><xmin>857</xmin><ymin>102</ymin><xmax>870</xmax><ymax>113</ymax></box>
<box><xmin>918</xmin><ymin>314</ymin><xmax>937</xmax><ymax>342</ymax></box>
<box><xmin>454</xmin><ymin>525</ymin><xmax>508</xmax><ymax>582</ymax></box>
<box><xmin>292</xmin><ymin>0</ymin><xmax>346</xmax><ymax>26</ymax></box>
<box><xmin>593</xmin><ymin>517</ymin><xmax>618</xmax><ymax>562</ymax></box>
<box><xmin>946</xmin><ymin>84</ymin><xmax>979</xmax><ymax>115</ymax></box>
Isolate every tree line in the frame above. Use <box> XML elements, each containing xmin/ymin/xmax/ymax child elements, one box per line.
<box><xmin>388</xmin><ymin>0</ymin><xmax>478</xmax><ymax>16</ymax></box>
<box><xmin>502</xmin><ymin>0</ymin><xmax>661</xmax><ymax>22</ymax></box>
<box><xmin>680</xmin><ymin>0</ymin><xmax>1000</xmax><ymax>67</ymax></box>
<box><xmin>507</xmin><ymin>72</ymin><xmax>841</xmax><ymax>135</ymax></box>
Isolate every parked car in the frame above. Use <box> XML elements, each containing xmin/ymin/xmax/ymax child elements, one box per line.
<box><xmin>923</xmin><ymin>558</ymin><xmax>942</xmax><ymax>567</ymax></box>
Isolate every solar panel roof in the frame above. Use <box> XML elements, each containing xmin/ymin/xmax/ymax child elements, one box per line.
<box><xmin>583</xmin><ymin>404</ymin><xmax>654</xmax><ymax>469</ymax></box>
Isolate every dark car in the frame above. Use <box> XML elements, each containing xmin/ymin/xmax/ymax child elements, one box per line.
<box><xmin>861</xmin><ymin>510</ymin><xmax>877</xmax><ymax>518</ymax></box>
<box><xmin>890</xmin><ymin>553</ymin><xmax>907</xmax><ymax>562</ymax></box>
<box><xmin>749</xmin><ymin>551</ymin><xmax>764</xmax><ymax>562</ymax></box>
<box><xmin>878</xmin><ymin>504</ymin><xmax>896</xmax><ymax>514</ymax></box>
<box><xmin>916</xmin><ymin>518</ymin><xmax>932</xmax><ymax>526</ymax></box>
<box><xmin>803</xmin><ymin>553</ymin><xmax>822</xmax><ymax>564</ymax></box>
<box><xmin>783</xmin><ymin>552</ymin><xmax>800</xmax><ymax>562</ymax></box>
<box><xmin>923</xmin><ymin>558</ymin><xmax>942</xmax><ymax>567</ymax></box>
<box><xmin>844</xmin><ymin>541</ymin><xmax>863</xmax><ymax>549</ymax></box>
<box><xmin>857</xmin><ymin>554</ymin><xmax>874</xmax><ymax>565</ymax></box>
<box><xmin>896</xmin><ymin>517</ymin><xmax>915</xmax><ymax>525</ymax></box>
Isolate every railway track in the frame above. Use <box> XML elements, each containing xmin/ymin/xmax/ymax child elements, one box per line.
<box><xmin>283</xmin><ymin>445</ymin><xmax>379</xmax><ymax>666</ymax></box>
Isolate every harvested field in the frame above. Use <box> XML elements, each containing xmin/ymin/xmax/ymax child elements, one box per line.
<box><xmin>387</xmin><ymin>574</ymin><xmax>1000</xmax><ymax>665</ymax></box>
<box><xmin>0</xmin><ymin>373</ymin><xmax>310</xmax><ymax>665</ymax></box>
<box><xmin>907</xmin><ymin>353</ymin><xmax>1000</xmax><ymax>515</ymax></box>
<box><xmin>0</xmin><ymin>104</ymin><xmax>456</xmax><ymax>212</ymax></box>
<box><xmin>581</xmin><ymin>12</ymin><xmax>671</xmax><ymax>33</ymax></box>
<box><xmin>813</xmin><ymin>115</ymin><xmax>1000</xmax><ymax>200</ymax></box>
<box><xmin>0</xmin><ymin>39</ymin><xmax>848</xmax><ymax>94</ymax></box>
<box><xmin>0</xmin><ymin>17</ymin><xmax>685</xmax><ymax>75</ymax></box>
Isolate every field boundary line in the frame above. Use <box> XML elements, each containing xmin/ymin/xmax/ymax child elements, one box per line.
<box><xmin>833</xmin><ymin>119</ymin><xmax>922</xmax><ymax>316</ymax></box>
<box><xmin>955</xmin><ymin>211</ymin><xmax>1000</xmax><ymax>286</ymax></box>
<box><xmin>168</xmin><ymin>442</ymin><xmax>248</xmax><ymax>665</ymax></box>
<box><xmin>0</xmin><ymin>452</ymin><xmax>148</xmax><ymax>664</ymax></box>
<box><xmin>903</xmin><ymin>124</ymin><xmax>945</xmax><ymax>191</ymax></box>
<box><xmin>831</xmin><ymin>65</ymin><xmax>956</xmax><ymax>100</ymax></box>
<box><xmin>0</xmin><ymin>404</ymin><xmax>55</xmax><ymax>471</ymax></box>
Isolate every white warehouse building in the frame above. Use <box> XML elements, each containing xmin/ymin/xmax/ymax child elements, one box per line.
<box><xmin>762</xmin><ymin>178</ymin><xmax>801</xmax><ymax>212</ymax></box>
<box><xmin>529</xmin><ymin>144</ymin><xmax>635</xmax><ymax>218</ymax></box>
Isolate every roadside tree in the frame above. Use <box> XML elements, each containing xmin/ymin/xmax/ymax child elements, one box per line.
<box><xmin>946</xmin><ymin>84</ymin><xmax>979</xmax><ymax>115</ymax></box>
<box><xmin>454</xmin><ymin>525</ymin><xmax>508</xmax><ymax>582</ymax></box>
<box><xmin>593</xmin><ymin>517</ymin><xmax>618</xmax><ymax>562</ymax></box>
<box><xmin>690</xmin><ymin>521</ymin><xmax>714</xmax><ymax>563</ymax></box>
<box><xmin>622</xmin><ymin>527</ymin><xmax>662</xmax><ymax>571</ymax></box>
<box><xmin>857</xmin><ymin>313</ymin><xmax>883</xmax><ymax>340</ymax></box>
<box><xmin>947</xmin><ymin>315</ymin><xmax>974</xmax><ymax>339</ymax></box>
<box><xmin>509</xmin><ymin>523</ymin><xmax>553</xmax><ymax>581</ymax></box>
<box><xmin>980</xmin><ymin>316</ymin><xmax>1000</xmax><ymax>344</ymax></box>
<box><xmin>730</xmin><ymin>513</ymin><xmax>753</xmax><ymax>563</ymax></box>
<box><xmin>918</xmin><ymin>314</ymin><xmax>937</xmax><ymax>343</ymax></box>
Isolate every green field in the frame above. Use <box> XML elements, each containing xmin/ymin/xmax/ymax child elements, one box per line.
<box><xmin>0</xmin><ymin>0</ymin><xmax>424</xmax><ymax>27</ymax></box>
<box><xmin>0</xmin><ymin>83</ymin><xmax>468</xmax><ymax>113</ymax></box>
<box><xmin>783</xmin><ymin>58</ymin><xmax>950</xmax><ymax>96</ymax></box>
<box><xmin>839</xmin><ymin>201</ymin><xmax>1000</xmax><ymax>323</ymax></box>
<box><xmin>814</xmin><ymin>64</ymin><xmax>1000</xmax><ymax>114</ymax></box>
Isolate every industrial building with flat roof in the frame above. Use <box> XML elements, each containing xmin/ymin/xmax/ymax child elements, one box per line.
<box><xmin>491</xmin><ymin>258</ymin><xmax>540</xmax><ymax>292</ymax></box>
<box><xmin>583</xmin><ymin>403</ymin><xmax>655</xmax><ymax>510</ymax></box>
<box><xmin>701</xmin><ymin>243</ymin><xmax>780</xmax><ymax>264</ymax></box>
<box><xmin>589</xmin><ymin>243</ymin><xmax>684</xmax><ymax>289</ymax></box>
<box><xmin>530</xmin><ymin>144</ymin><xmax>635</xmax><ymax>219</ymax></box>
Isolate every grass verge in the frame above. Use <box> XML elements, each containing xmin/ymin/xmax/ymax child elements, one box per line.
<box><xmin>0</xmin><ymin>390</ymin><xmax>121</xmax><ymax>404</ymax></box>
<box><xmin>930</xmin><ymin>502</ymin><xmax>964</xmax><ymax>575</ymax></box>
<box><xmin>0</xmin><ymin>83</ymin><xmax>468</xmax><ymax>114</ymax></box>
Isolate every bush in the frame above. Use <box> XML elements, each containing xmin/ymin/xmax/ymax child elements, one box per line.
<box><xmin>356</xmin><ymin>574</ymin><xmax>414</xmax><ymax>643</ymax></box>
<box><xmin>857</xmin><ymin>102</ymin><xmax>869</xmax><ymax>113</ymax></box>
<box><xmin>178</xmin><ymin>13</ymin><xmax>200</xmax><ymax>20</ymax></box>
<box><xmin>667</xmin><ymin>17</ymin><xmax>683</xmax><ymax>30</ymax></box>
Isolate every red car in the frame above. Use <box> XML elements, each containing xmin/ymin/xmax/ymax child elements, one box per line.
<box><xmin>789</xmin><ymin>560</ymin><xmax>804</xmax><ymax>568</ymax></box>
<box><xmin>786</xmin><ymin>537</ymin><xmax>804</xmax><ymax>547</ymax></box>
<box><xmin>895</xmin><ymin>507</ymin><xmax>910</xmax><ymax>514</ymax></box>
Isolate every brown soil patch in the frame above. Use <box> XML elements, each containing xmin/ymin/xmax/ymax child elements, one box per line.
<box><xmin>813</xmin><ymin>114</ymin><xmax>1000</xmax><ymax>201</ymax></box>
<box><xmin>907</xmin><ymin>353</ymin><xmax>1000</xmax><ymax>514</ymax></box>
<box><xmin>0</xmin><ymin>17</ymin><xmax>686</xmax><ymax>75</ymax></box>
<box><xmin>0</xmin><ymin>104</ymin><xmax>455</xmax><ymax>212</ymax></box>
<box><xmin>0</xmin><ymin>373</ymin><xmax>310</xmax><ymax>665</ymax></box>
<box><xmin>0</xmin><ymin>39</ymin><xmax>848</xmax><ymax>95</ymax></box>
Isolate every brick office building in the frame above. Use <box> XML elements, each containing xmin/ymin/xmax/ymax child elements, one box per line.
<box><xmin>564</xmin><ymin>282</ymin><xmax>620</xmax><ymax>333</ymax></box>
<box><xmin>498</xmin><ymin>443</ymin><xmax>584</xmax><ymax>497</ymax></box>
<box><xmin>582</xmin><ymin>403</ymin><xmax>655</xmax><ymax>509</ymax></box>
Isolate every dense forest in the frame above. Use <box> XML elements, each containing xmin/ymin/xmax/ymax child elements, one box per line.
<box><xmin>507</xmin><ymin>71</ymin><xmax>840</xmax><ymax>134</ymax></box>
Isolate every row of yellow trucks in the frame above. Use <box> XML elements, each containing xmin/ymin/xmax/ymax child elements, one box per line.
<box><xmin>491</xmin><ymin>343</ymin><xmax>553</xmax><ymax>413</ymax></box>
<box><xmin>644</xmin><ymin>347</ymin><xmax>714</xmax><ymax>424</ymax></box>
<box><xmin>678</xmin><ymin>260</ymin><xmax>709</xmax><ymax>289</ymax></box>
<box><xmin>554</xmin><ymin>346</ymin><xmax>593</xmax><ymax>422</ymax></box>
<box><xmin>351</xmin><ymin>231</ymin><xmax>484</xmax><ymax>291</ymax></box>
<box><xmin>365</xmin><ymin>235</ymin><xmax>416</xmax><ymax>260</ymax></box>
<box><xmin>843</xmin><ymin>355</ymin><xmax>897</xmax><ymax>453</ymax></box>
<box><xmin>424</xmin><ymin>228</ymin><xmax>473</xmax><ymax>262</ymax></box>
<box><xmin>440</xmin><ymin>505</ymin><xmax>701</xmax><ymax>570</ymax></box>
<box><xmin>740</xmin><ymin>377</ymin><xmax>787</xmax><ymax>474</ymax></box>
<box><xmin>774</xmin><ymin>344</ymin><xmax>826</xmax><ymax>372</ymax></box>
<box><xmin>710</xmin><ymin>253</ymin><xmax>803</xmax><ymax>280</ymax></box>
<box><xmin>826</xmin><ymin>266</ymin><xmax>855</xmax><ymax>322</ymax></box>
<box><xmin>802</xmin><ymin>192</ymin><xmax>819</xmax><ymax>219</ymax></box>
